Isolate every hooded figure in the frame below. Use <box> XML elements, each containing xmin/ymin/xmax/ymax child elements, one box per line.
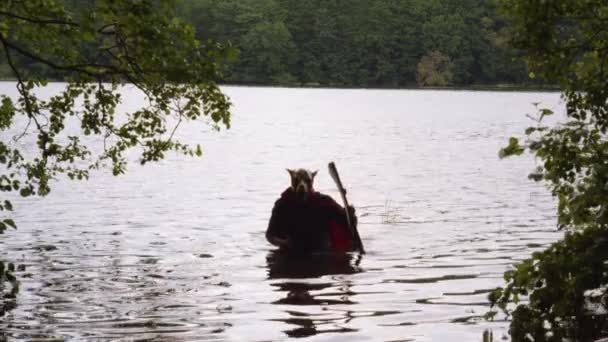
<box><xmin>266</xmin><ymin>168</ymin><xmax>357</xmax><ymax>254</ymax></box>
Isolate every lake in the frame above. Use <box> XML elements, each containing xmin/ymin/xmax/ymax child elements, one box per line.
<box><xmin>0</xmin><ymin>84</ymin><xmax>562</xmax><ymax>341</ymax></box>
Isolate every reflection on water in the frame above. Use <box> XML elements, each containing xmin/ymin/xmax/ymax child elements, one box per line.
<box><xmin>268</xmin><ymin>251</ymin><xmax>363</xmax><ymax>338</ymax></box>
<box><xmin>267</xmin><ymin>250</ymin><xmax>362</xmax><ymax>279</ymax></box>
<box><xmin>0</xmin><ymin>84</ymin><xmax>563</xmax><ymax>341</ymax></box>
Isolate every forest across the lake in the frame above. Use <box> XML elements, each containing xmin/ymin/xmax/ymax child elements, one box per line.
<box><xmin>0</xmin><ymin>0</ymin><xmax>543</xmax><ymax>88</ymax></box>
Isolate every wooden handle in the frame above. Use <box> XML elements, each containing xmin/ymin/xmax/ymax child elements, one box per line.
<box><xmin>328</xmin><ymin>162</ymin><xmax>365</xmax><ymax>253</ymax></box>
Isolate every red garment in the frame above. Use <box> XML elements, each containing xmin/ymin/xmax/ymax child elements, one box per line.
<box><xmin>329</xmin><ymin>220</ymin><xmax>353</xmax><ymax>252</ymax></box>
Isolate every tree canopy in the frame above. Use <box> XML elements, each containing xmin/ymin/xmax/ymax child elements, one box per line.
<box><xmin>177</xmin><ymin>0</ymin><xmax>531</xmax><ymax>87</ymax></box>
<box><xmin>1</xmin><ymin>0</ymin><xmax>534</xmax><ymax>88</ymax></box>
<box><xmin>492</xmin><ymin>1</ymin><xmax>608</xmax><ymax>340</ymax></box>
<box><xmin>0</xmin><ymin>0</ymin><xmax>231</xmax><ymax>313</ymax></box>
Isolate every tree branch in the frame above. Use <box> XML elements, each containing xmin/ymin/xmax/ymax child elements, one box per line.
<box><xmin>0</xmin><ymin>10</ymin><xmax>78</xmax><ymax>26</ymax></box>
<box><xmin>0</xmin><ymin>32</ymin><xmax>125</xmax><ymax>78</ymax></box>
<box><xmin>97</xmin><ymin>23</ymin><xmax>117</xmax><ymax>35</ymax></box>
<box><xmin>167</xmin><ymin>100</ymin><xmax>184</xmax><ymax>144</ymax></box>
<box><xmin>12</xmin><ymin>117</ymin><xmax>32</xmax><ymax>142</ymax></box>
<box><xmin>0</xmin><ymin>33</ymin><xmax>43</xmax><ymax>132</ymax></box>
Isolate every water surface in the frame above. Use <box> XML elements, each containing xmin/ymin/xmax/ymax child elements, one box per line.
<box><xmin>0</xmin><ymin>84</ymin><xmax>562</xmax><ymax>341</ymax></box>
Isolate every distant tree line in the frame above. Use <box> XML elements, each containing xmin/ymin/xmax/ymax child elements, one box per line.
<box><xmin>0</xmin><ymin>0</ymin><xmax>535</xmax><ymax>87</ymax></box>
<box><xmin>176</xmin><ymin>0</ymin><xmax>535</xmax><ymax>87</ymax></box>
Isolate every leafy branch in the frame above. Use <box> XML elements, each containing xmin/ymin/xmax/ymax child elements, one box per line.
<box><xmin>0</xmin><ymin>0</ymin><xmax>233</xmax><ymax>315</ymax></box>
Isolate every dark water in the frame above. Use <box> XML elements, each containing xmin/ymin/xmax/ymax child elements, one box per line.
<box><xmin>1</xmin><ymin>84</ymin><xmax>562</xmax><ymax>341</ymax></box>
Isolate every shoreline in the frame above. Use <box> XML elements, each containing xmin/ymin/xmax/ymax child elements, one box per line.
<box><xmin>0</xmin><ymin>78</ymin><xmax>560</xmax><ymax>92</ymax></box>
<box><xmin>221</xmin><ymin>82</ymin><xmax>560</xmax><ymax>92</ymax></box>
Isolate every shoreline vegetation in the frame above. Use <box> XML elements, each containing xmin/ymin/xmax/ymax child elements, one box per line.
<box><xmin>173</xmin><ymin>0</ymin><xmax>536</xmax><ymax>89</ymax></box>
<box><xmin>221</xmin><ymin>82</ymin><xmax>560</xmax><ymax>92</ymax></box>
<box><xmin>1</xmin><ymin>1</ymin><xmax>540</xmax><ymax>90</ymax></box>
<box><xmin>0</xmin><ymin>78</ymin><xmax>559</xmax><ymax>92</ymax></box>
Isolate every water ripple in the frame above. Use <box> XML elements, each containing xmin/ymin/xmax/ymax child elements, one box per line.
<box><xmin>0</xmin><ymin>85</ymin><xmax>563</xmax><ymax>341</ymax></box>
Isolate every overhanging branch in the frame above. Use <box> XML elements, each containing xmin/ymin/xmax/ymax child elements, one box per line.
<box><xmin>0</xmin><ymin>10</ymin><xmax>78</xmax><ymax>26</ymax></box>
<box><xmin>0</xmin><ymin>33</ymin><xmax>43</xmax><ymax>131</ymax></box>
<box><xmin>0</xmin><ymin>32</ymin><xmax>128</xmax><ymax>78</ymax></box>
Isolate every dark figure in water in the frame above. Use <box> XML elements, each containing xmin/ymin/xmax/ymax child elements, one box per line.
<box><xmin>266</xmin><ymin>168</ymin><xmax>357</xmax><ymax>253</ymax></box>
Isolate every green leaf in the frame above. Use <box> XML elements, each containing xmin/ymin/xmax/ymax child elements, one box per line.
<box><xmin>539</xmin><ymin>108</ymin><xmax>554</xmax><ymax>121</ymax></box>
<box><xmin>499</xmin><ymin>137</ymin><xmax>525</xmax><ymax>158</ymax></box>
<box><xmin>528</xmin><ymin>172</ymin><xmax>543</xmax><ymax>182</ymax></box>
<box><xmin>3</xmin><ymin>219</ymin><xmax>16</xmax><ymax>229</ymax></box>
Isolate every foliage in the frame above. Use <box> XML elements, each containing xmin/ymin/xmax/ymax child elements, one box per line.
<box><xmin>416</xmin><ymin>50</ymin><xmax>454</xmax><ymax>87</ymax></box>
<box><xmin>234</xmin><ymin>10</ymin><xmax>295</xmax><ymax>84</ymax></box>
<box><xmin>175</xmin><ymin>0</ymin><xmax>533</xmax><ymax>87</ymax></box>
<box><xmin>0</xmin><ymin>0</ymin><xmax>532</xmax><ymax>87</ymax></box>
<box><xmin>0</xmin><ymin>0</ymin><xmax>231</xmax><ymax>313</ymax></box>
<box><xmin>490</xmin><ymin>227</ymin><xmax>608</xmax><ymax>341</ymax></box>
<box><xmin>492</xmin><ymin>0</ymin><xmax>608</xmax><ymax>340</ymax></box>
